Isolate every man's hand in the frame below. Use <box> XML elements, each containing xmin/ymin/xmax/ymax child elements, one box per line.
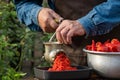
<box><xmin>56</xmin><ymin>20</ymin><xmax>86</xmax><ymax>44</ymax></box>
<box><xmin>38</xmin><ymin>8</ymin><xmax>62</xmax><ymax>33</ymax></box>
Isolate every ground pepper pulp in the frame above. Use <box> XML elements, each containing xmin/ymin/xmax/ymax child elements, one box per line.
<box><xmin>48</xmin><ymin>52</ymin><xmax>77</xmax><ymax>71</ymax></box>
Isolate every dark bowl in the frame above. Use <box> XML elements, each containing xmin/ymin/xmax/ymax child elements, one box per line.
<box><xmin>34</xmin><ymin>66</ymin><xmax>92</xmax><ymax>80</ymax></box>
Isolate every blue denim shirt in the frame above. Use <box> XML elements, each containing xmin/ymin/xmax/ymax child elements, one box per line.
<box><xmin>13</xmin><ymin>0</ymin><xmax>120</xmax><ymax>37</ymax></box>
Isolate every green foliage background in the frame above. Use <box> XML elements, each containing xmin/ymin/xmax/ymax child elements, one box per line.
<box><xmin>0</xmin><ymin>0</ymin><xmax>53</xmax><ymax>79</ymax></box>
<box><xmin>0</xmin><ymin>0</ymin><xmax>37</xmax><ymax>80</ymax></box>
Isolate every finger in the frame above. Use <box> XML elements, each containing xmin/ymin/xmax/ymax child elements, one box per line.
<box><xmin>56</xmin><ymin>23</ymin><xmax>66</xmax><ymax>32</ymax></box>
<box><xmin>66</xmin><ymin>29</ymin><xmax>74</xmax><ymax>44</ymax></box>
<box><xmin>44</xmin><ymin>25</ymin><xmax>54</xmax><ymax>33</ymax></box>
<box><xmin>50</xmin><ymin>11</ymin><xmax>61</xmax><ymax>19</ymax></box>
<box><xmin>60</xmin><ymin>27</ymin><xmax>70</xmax><ymax>44</ymax></box>
<box><xmin>56</xmin><ymin>25</ymin><xmax>66</xmax><ymax>43</ymax></box>
<box><xmin>45</xmin><ymin>17</ymin><xmax>57</xmax><ymax>33</ymax></box>
<box><xmin>45</xmin><ymin>19</ymin><xmax>56</xmax><ymax>33</ymax></box>
<box><xmin>41</xmin><ymin>21</ymin><xmax>51</xmax><ymax>33</ymax></box>
<box><xmin>56</xmin><ymin>29</ymin><xmax>63</xmax><ymax>43</ymax></box>
<box><xmin>49</xmin><ymin>19</ymin><xmax>59</xmax><ymax>29</ymax></box>
<box><xmin>50</xmin><ymin>11</ymin><xmax>63</xmax><ymax>24</ymax></box>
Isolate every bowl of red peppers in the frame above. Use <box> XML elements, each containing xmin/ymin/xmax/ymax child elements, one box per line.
<box><xmin>83</xmin><ymin>38</ymin><xmax>120</xmax><ymax>79</ymax></box>
<box><xmin>34</xmin><ymin>52</ymin><xmax>92</xmax><ymax>80</ymax></box>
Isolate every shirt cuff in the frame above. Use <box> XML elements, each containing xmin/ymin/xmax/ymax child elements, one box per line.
<box><xmin>77</xmin><ymin>12</ymin><xmax>96</xmax><ymax>37</ymax></box>
<box><xmin>31</xmin><ymin>5</ymin><xmax>42</xmax><ymax>27</ymax></box>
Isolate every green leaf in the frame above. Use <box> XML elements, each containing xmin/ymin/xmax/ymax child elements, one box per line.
<box><xmin>14</xmin><ymin>72</ymin><xmax>26</xmax><ymax>77</ymax></box>
<box><xmin>2</xmin><ymin>76</ymin><xmax>12</xmax><ymax>80</ymax></box>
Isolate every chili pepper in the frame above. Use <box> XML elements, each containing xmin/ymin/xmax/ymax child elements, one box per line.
<box><xmin>91</xmin><ymin>40</ymin><xmax>96</xmax><ymax>51</ymax></box>
<box><xmin>86</xmin><ymin>38</ymin><xmax>120</xmax><ymax>52</ymax></box>
<box><xmin>111</xmin><ymin>38</ymin><xmax>119</xmax><ymax>44</ymax></box>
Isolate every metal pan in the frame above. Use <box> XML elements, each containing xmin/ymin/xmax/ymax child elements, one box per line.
<box><xmin>34</xmin><ymin>66</ymin><xmax>92</xmax><ymax>80</ymax></box>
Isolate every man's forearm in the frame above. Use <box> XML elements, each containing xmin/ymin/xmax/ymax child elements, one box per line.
<box><xmin>13</xmin><ymin>0</ymin><xmax>43</xmax><ymax>31</ymax></box>
<box><xmin>77</xmin><ymin>0</ymin><xmax>120</xmax><ymax>37</ymax></box>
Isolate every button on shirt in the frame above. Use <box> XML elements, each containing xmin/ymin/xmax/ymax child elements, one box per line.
<box><xmin>13</xmin><ymin>0</ymin><xmax>120</xmax><ymax>37</ymax></box>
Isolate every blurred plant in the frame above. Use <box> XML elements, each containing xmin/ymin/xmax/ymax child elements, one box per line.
<box><xmin>0</xmin><ymin>35</ymin><xmax>26</xmax><ymax>80</ymax></box>
<box><xmin>0</xmin><ymin>1</ymin><xmax>36</xmax><ymax>79</ymax></box>
<box><xmin>0</xmin><ymin>1</ymin><xmax>55</xmax><ymax>80</ymax></box>
<box><xmin>41</xmin><ymin>33</ymin><xmax>54</xmax><ymax>42</ymax></box>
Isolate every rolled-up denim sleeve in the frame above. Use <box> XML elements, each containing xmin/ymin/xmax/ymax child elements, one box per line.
<box><xmin>13</xmin><ymin>0</ymin><xmax>43</xmax><ymax>31</ymax></box>
<box><xmin>77</xmin><ymin>0</ymin><xmax>120</xmax><ymax>37</ymax></box>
